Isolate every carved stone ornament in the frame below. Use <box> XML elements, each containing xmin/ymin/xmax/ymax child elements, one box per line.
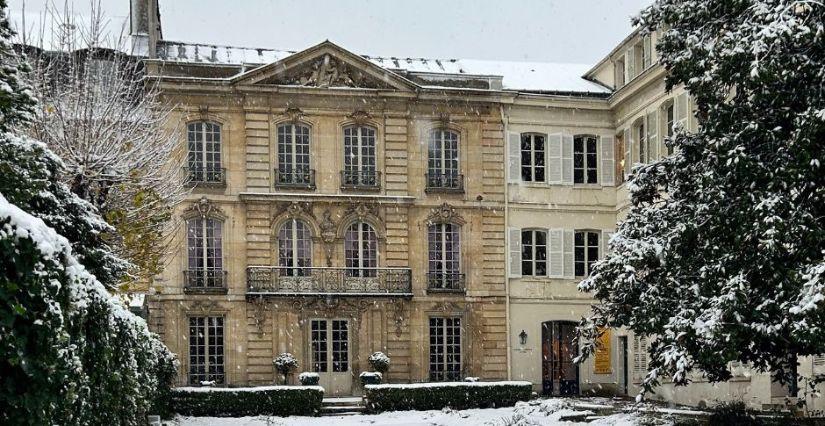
<box><xmin>430</xmin><ymin>301</ymin><xmax>463</xmax><ymax>314</ymax></box>
<box><xmin>281</xmin><ymin>54</ymin><xmax>385</xmax><ymax>89</ymax></box>
<box><xmin>283</xmin><ymin>107</ymin><xmax>304</xmax><ymax>123</ymax></box>
<box><xmin>427</xmin><ymin>202</ymin><xmax>466</xmax><ymax>226</ymax></box>
<box><xmin>346</xmin><ymin>202</ymin><xmax>378</xmax><ymax>220</ymax></box>
<box><xmin>188</xmin><ymin>299</ymin><xmax>221</xmax><ymax>313</ymax></box>
<box><xmin>292</xmin><ymin>297</ymin><xmax>372</xmax><ymax>318</ymax></box>
<box><xmin>319</xmin><ymin>210</ymin><xmax>337</xmax><ymax>266</ymax></box>
<box><xmin>437</xmin><ymin>112</ymin><xmax>451</xmax><ymax>126</ymax></box>
<box><xmin>276</xmin><ymin>201</ymin><xmax>313</xmax><ymax>220</ymax></box>
<box><xmin>347</xmin><ymin>110</ymin><xmax>372</xmax><ymax>125</ymax></box>
<box><xmin>391</xmin><ymin>299</ymin><xmax>407</xmax><ymax>337</ymax></box>
<box><xmin>184</xmin><ymin>196</ymin><xmax>226</xmax><ymax>219</ymax></box>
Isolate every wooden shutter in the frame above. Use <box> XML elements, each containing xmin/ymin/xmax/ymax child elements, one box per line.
<box><xmin>675</xmin><ymin>92</ymin><xmax>689</xmax><ymax>129</ymax></box>
<box><xmin>563</xmin><ymin>229</ymin><xmax>575</xmax><ymax>278</ymax></box>
<box><xmin>508</xmin><ymin>227</ymin><xmax>521</xmax><ymax>278</ymax></box>
<box><xmin>546</xmin><ymin>133</ymin><xmax>562</xmax><ymax>184</ymax></box>
<box><xmin>646</xmin><ymin>110</ymin><xmax>658</xmax><ymax>161</ymax></box>
<box><xmin>602</xmin><ymin>229</ymin><xmax>615</xmax><ymax>258</ymax></box>
<box><xmin>548</xmin><ymin>229</ymin><xmax>564</xmax><ymax>278</ymax></box>
<box><xmin>643</xmin><ymin>35</ymin><xmax>652</xmax><ymax>69</ymax></box>
<box><xmin>600</xmin><ymin>135</ymin><xmax>614</xmax><ymax>186</ymax></box>
<box><xmin>633</xmin><ymin>335</ymin><xmax>649</xmax><ymax>379</ymax></box>
<box><xmin>688</xmin><ymin>95</ymin><xmax>699</xmax><ymax>131</ymax></box>
<box><xmin>508</xmin><ymin>132</ymin><xmax>521</xmax><ymax>183</ymax></box>
<box><xmin>623</xmin><ymin>128</ymin><xmax>631</xmax><ymax>180</ymax></box>
<box><xmin>624</xmin><ymin>50</ymin><xmax>634</xmax><ymax>81</ymax></box>
<box><xmin>561</xmin><ymin>134</ymin><xmax>574</xmax><ymax>185</ymax></box>
<box><xmin>814</xmin><ymin>355</ymin><xmax>825</xmax><ymax>375</ymax></box>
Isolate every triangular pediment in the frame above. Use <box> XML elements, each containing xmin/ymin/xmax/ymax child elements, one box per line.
<box><xmin>231</xmin><ymin>41</ymin><xmax>418</xmax><ymax>91</ymax></box>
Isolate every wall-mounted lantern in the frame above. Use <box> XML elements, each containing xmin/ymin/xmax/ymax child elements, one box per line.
<box><xmin>519</xmin><ymin>330</ymin><xmax>528</xmax><ymax>345</ymax></box>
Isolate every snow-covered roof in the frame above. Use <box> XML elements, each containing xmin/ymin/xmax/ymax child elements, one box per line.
<box><xmin>149</xmin><ymin>40</ymin><xmax>608</xmax><ymax>94</ymax></box>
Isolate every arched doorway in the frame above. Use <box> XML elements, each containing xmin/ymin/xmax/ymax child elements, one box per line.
<box><xmin>541</xmin><ymin>321</ymin><xmax>579</xmax><ymax>396</ymax></box>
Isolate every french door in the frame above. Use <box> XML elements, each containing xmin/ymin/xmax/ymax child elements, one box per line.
<box><xmin>310</xmin><ymin>319</ymin><xmax>352</xmax><ymax>395</ymax></box>
<box><xmin>541</xmin><ymin>321</ymin><xmax>579</xmax><ymax>395</ymax></box>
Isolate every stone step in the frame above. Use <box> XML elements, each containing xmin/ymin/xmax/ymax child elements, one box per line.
<box><xmin>321</xmin><ymin>405</ymin><xmax>365</xmax><ymax>413</ymax></box>
<box><xmin>319</xmin><ymin>411</ymin><xmax>363</xmax><ymax>417</ymax></box>
<box><xmin>322</xmin><ymin>397</ymin><xmax>365</xmax><ymax>407</ymax></box>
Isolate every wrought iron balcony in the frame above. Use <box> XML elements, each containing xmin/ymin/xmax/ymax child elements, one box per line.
<box><xmin>340</xmin><ymin>169</ymin><xmax>381</xmax><ymax>190</ymax></box>
<box><xmin>275</xmin><ymin>168</ymin><xmax>316</xmax><ymax>189</ymax></box>
<box><xmin>185</xmin><ymin>167</ymin><xmax>226</xmax><ymax>187</ymax></box>
<box><xmin>184</xmin><ymin>269</ymin><xmax>228</xmax><ymax>294</ymax></box>
<box><xmin>425</xmin><ymin>173</ymin><xmax>464</xmax><ymax>193</ymax></box>
<box><xmin>426</xmin><ymin>272</ymin><xmax>466</xmax><ymax>293</ymax></box>
<box><xmin>247</xmin><ymin>266</ymin><xmax>412</xmax><ymax>297</ymax></box>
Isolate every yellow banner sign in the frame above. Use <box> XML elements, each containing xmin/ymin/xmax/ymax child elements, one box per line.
<box><xmin>594</xmin><ymin>328</ymin><xmax>612</xmax><ymax>374</ymax></box>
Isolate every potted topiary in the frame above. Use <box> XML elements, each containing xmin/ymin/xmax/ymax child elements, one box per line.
<box><xmin>273</xmin><ymin>352</ymin><xmax>298</xmax><ymax>385</ymax></box>
<box><xmin>361</xmin><ymin>351</ymin><xmax>390</xmax><ymax>386</ymax></box>
<box><xmin>298</xmin><ymin>372</ymin><xmax>320</xmax><ymax>386</ymax></box>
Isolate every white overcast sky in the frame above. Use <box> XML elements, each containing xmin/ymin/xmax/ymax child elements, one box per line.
<box><xmin>7</xmin><ymin>0</ymin><xmax>652</xmax><ymax>64</ymax></box>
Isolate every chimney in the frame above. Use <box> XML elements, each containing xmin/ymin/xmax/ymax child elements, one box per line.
<box><xmin>129</xmin><ymin>0</ymin><xmax>162</xmax><ymax>58</ymax></box>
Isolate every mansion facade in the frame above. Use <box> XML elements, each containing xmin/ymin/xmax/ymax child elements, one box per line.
<box><xmin>130</xmin><ymin>0</ymin><xmax>825</xmax><ymax>409</ymax></box>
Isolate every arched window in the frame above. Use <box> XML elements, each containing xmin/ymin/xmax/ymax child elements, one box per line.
<box><xmin>277</xmin><ymin>219</ymin><xmax>312</xmax><ymax>276</ymax></box>
<box><xmin>186</xmin><ymin>217</ymin><xmax>224</xmax><ymax>288</ymax></box>
<box><xmin>427</xmin><ymin>129</ymin><xmax>462</xmax><ymax>190</ymax></box>
<box><xmin>427</xmin><ymin>223</ymin><xmax>462</xmax><ymax>290</ymax></box>
<box><xmin>344</xmin><ymin>221</ymin><xmax>377</xmax><ymax>277</ymax></box>
<box><xmin>187</xmin><ymin>121</ymin><xmax>223</xmax><ymax>183</ymax></box>
<box><xmin>342</xmin><ymin>125</ymin><xmax>378</xmax><ymax>188</ymax></box>
<box><xmin>276</xmin><ymin>123</ymin><xmax>313</xmax><ymax>187</ymax></box>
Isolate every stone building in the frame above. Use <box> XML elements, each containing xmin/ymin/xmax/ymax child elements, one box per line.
<box><xmin>129</xmin><ymin>0</ymin><xmax>825</xmax><ymax>408</ymax></box>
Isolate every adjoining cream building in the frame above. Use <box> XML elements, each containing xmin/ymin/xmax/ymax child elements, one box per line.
<box><xmin>129</xmin><ymin>0</ymin><xmax>825</xmax><ymax>408</ymax></box>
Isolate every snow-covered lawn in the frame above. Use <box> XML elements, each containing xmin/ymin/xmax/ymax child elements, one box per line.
<box><xmin>175</xmin><ymin>398</ymin><xmax>665</xmax><ymax>425</ymax></box>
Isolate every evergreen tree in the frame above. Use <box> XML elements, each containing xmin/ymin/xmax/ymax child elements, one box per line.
<box><xmin>577</xmin><ymin>0</ymin><xmax>825</xmax><ymax>396</ymax></box>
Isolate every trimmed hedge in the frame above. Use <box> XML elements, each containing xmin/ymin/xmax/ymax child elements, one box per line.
<box><xmin>364</xmin><ymin>381</ymin><xmax>532</xmax><ymax>413</ymax></box>
<box><xmin>172</xmin><ymin>386</ymin><xmax>324</xmax><ymax>417</ymax></box>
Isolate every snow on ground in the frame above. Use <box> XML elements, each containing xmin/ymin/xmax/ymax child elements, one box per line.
<box><xmin>175</xmin><ymin>398</ymin><xmax>661</xmax><ymax>426</ymax></box>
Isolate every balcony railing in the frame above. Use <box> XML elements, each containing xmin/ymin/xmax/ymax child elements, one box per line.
<box><xmin>186</xmin><ymin>167</ymin><xmax>226</xmax><ymax>187</ymax></box>
<box><xmin>275</xmin><ymin>168</ymin><xmax>316</xmax><ymax>189</ymax></box>
<box><xmin>184</xmin><ymin>269</ymin><xmax>228</xmax><ymax>294</ymax></box>
<box><xmin>247</xmin><ymin>266</ymin><xmax>412</xmax><ymax>296</ymax></box>
<box><xmin>425</xmin><ymin>173</ymin><xmax>464</xmax><ymax>193</ymax></box>
<box><xmin>340</xmin><ymin>169</ymin><xmax>381</xmax><ymax>190</ymax></box>
<box><xmin>426</xmin><ymin>272</ymin><xmax>466</xmax><ymax>293</ymax></box>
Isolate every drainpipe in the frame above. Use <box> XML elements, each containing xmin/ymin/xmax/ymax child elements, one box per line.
<box><xmin>501</xmin><ymin>104</ymin><xmax>512</xmax><ymax>380</ymax></box>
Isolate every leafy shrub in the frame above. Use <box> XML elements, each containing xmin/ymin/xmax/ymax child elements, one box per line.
<box><xmin>708</xmin><ymin>401</ymin><xmax>762</xmax><ymax>426</ymax></box>
<box><xmin>360</xmin><ymin>371</ymin><xmax>382</xmax><ymax>385</ymax></box>
<box><xmin>368</xmin><ymin>351</ymin><xmax>391</xmax><ymax>373</ymax></box>
<box><xmin>364</xmin><ymin>381</ymin><xmax>532</xmax><ymax>413</ymax></box>
<box><xmin>273</xmin><ymin>353</ymin><xmax>298</xmax><ymax>384</ymax></box>
<box><xmin>171</xmin><ymin>386</ymin><xmax>324</xmax><ymax>417</ymax></box>
<box><xmin>298</xmin><ymin>372</ymin><xmax>319</xmax><ymax>386</ymax></box>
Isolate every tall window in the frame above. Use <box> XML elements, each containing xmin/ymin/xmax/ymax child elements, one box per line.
<box><xmin>189</xmin><ymin>316</ymin><xmax>224</xmax><ymax>384</ymax></box>
<box><xmin>520</xmin><ymin>133</ymin><xmax>545</xmax><ymax>182</ymax></box>
<box><xmin>187</xmin><ymin>122</ymin><xmax>223</xmax><ymax>183</ymax></box>
<box><xmin>637</xmin><ymin>120</ymin><xmax>648</xmax><ymax>163</ymax></box>
<box><xmin>277</xmin><ymin>123</ymin><xmax>312</xmax><ymax>186</ymax></box>
<box><xmin>187</xmin><ymin>218</ymin><xmax>224</xmax><ymax>288</ymax></box>
<box><xmin>277</xmin><ymin>219</ymin><xmax>312</xmax><ymax>276</ymax></box>
<box><xmin>311</xmin><ymin>319</ymin><xmax>328</xmax><ymax>372</ymax></box>
<box><xmin>311</xmin><ymin>319</ymin><xmax>350</xmax><ymax>373</ymax></box>
<box><xmin>665</xmin><ymin>103</ymin><xmax>675</xmax><ymax>156</ymax></box>
<box><xmin>345</xmin><ymin>221</ymin><xmax>377</xmax><ymax>277</ymax></box>
<box><xmin>429</xmin><ymin>317</ymin><xmax>461</xmax><ymax>381</ymax></box>
<box><xmin>574</xmin><ymin>231</ymin><xmax>600</xmax><ymax>277</ymax></box>
<box><xmin>343</xmin><ymin>125</ymin><xmax>377</xmax><ymax>187</ymax></box>
<box><xmin>573</xmin><ymin>135</ymin><xmax>598</xmax><ymax>184</ymax></box>
<box><xmin>428</xmin><ymin>223</ymin><xmax>461</xmax><ymax>289</ymax></box>
<box><xmin>427</xmin><ymin>129</ymin><xmax>461</xmax><ymax>190</ymax></box>
<box><xmin>521</xmin><ymin>230</ymin><xmax>547</xmax><ymax>276</ymax></box>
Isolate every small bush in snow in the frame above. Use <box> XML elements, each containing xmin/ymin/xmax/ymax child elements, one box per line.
<box><xmin>298</xmin><ymin>372</ymin><xmax>320</xmax><ymax>386</ymax></box>
<box><xmin>171</xmin><ymin>386</ymin><xmax>323</xmax><ymax>417</ymax></box>
<box><xmin>360</xmin><ymin>371</ymin><xmax>383</xmax><ymax>385</ymax></box>
<box><xmin>368</xmin><ymin>351</ymin><xmax>391</xmax><ymax>373</ymax></box>
<box><xmin>364</xmin><ymin>381</ymin><xmax>532</xmax><ymax>413</ymax></box>
<box><xmin>273</xmin><ymin>352</ymin><xmax>299</xmax><ymax>384</ymax></box>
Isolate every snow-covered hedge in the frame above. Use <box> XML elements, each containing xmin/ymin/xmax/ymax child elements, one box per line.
<box><xmin>171</xmin><ymin>385</ymin><xmax>324</xmax><ymax>417</ymax></box>
<box><xmin>298</xmin><ymin>372</ymin><xmax>319</xmax><ymax>386</ymax></box>
<box><xmin>364</xmin><ymin>381</ymin><xmax>532</xmax><ymax>413</ymax></box>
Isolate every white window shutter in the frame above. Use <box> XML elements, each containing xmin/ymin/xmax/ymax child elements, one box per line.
<box><xmin>814</xmin><ymin>355</ymin><xmax>825</xmax><ymax>375</ymax></box>
<box><xmin>602</xmin><ymin>229</ymin><xmax>615</xmax><ymax>258</ymax></box>
<box><xmin>548</xmin><ymin>229</ymin><xmax>564</xmax><ymax>278</ymax></box>
<box><xmin>561</xmin><ymin>134</ymin><xmax>574</xmax><ymax>185</ymax></box>
<box><xmin>623</xmin><ymin>128</ymin><xmax>631</xmax><ymax>180</ymax></box>
<box><xmin>688</xmin><ymin>95</ymin><xmax>698</xmax><ymax>131</ymax></box>
<box><xmin>563</xmin><ymin>229</ymin><xmax>575</xmax><ymax>278</ymax></box>
<box><xmin>633</xmin><ymin>336</ymin><xmax>649</xmax><ymax>378</ymax></box>
<box><xmin>546</xmin><ymin>133</ymin><xmax>562</xmax><ymax>184</ymax></box>
<box><xmin>600</xmin><ymin>135</ymin><xmax>614</xmax><ymax>186</ymax></box>
<box><xmin>508</xmin><ymin>132</ymin><xmax>521</xmax><ymax>183</ymax></box>
<box><xmin>508</xmin><ymin>227</ymin><xmax>522</xmax><ymax>278</ymax></box>
<box><xmin>646</xmin><ymin>110</ymin><xmax>658</xmax><ymax>161</ymax></box>
<box><xmin>624</xmin><ymin>50</ymin><xmax>634</xmax><ymax>81</ymax></box>
<box><xmin>676</xmin><ymin>92</ymin><xmax>689</xmax><ymax>129</ymax></box>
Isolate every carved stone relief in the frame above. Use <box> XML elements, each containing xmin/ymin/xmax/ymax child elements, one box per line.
<box><xmin>279</xmin><ymin>54</ymin><xmax>387</xmax><ymax>89</ymax></box>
